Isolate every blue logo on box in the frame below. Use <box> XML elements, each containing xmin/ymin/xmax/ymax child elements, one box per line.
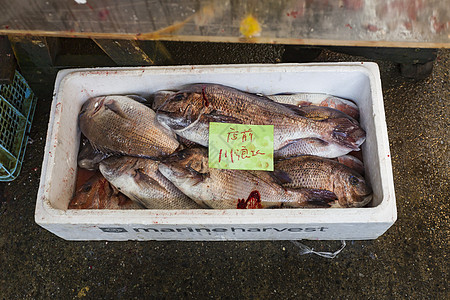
<box><xmin>99</xmin><ymin>227</ymin><xmax>128</xmax><ymax>233</ymax></box>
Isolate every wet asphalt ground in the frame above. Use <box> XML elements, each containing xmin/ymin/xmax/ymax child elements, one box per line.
<box><xmin>0</xmin><ymin>45</ymin><xmax>448</xmax><ymax>299</ymax></box>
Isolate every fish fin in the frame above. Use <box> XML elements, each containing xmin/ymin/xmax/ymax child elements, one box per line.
<box><xmin>270</xmin><ymin>170</ymin><xmax>292</xmax><ymax>185</ymax></box>
<box><xmin>191</xmin><ymin>170</ymin><xmax>207</xmax><ymax>186</ymax></box>
<box><xmin>272</xmin><ymin>92</ymin><xmax>295</xmax><ymax>96</ymax></box>
<box><xmin>89</xmin><ymin>141</ymin><xmax>121</xmax><ymax>157</ymax></box>
<box><xmin>184</xmin><ymin>161</ymin><xmax>208</xmax><ymax>185</ymax></box>
<box><xmin>109</xmin><ymin>183</ymin><xmax>122</xmax><ymax>196</ymax></box>
<box><xmin>201</xmin><ymin>111</ymin><xmax>243</xmax><ymax>124</ymax></box>
<box><xmin>133</xmin><ymin>169</ymin><xmax>168</xmax><ymax>193</ymax></box>
<box><xmin>277</xmin><ymin>103</ymin><xmax>309</xmax><ymax>117</ymax></box>
<box><xmin>126</xmin><ymin>95</ymin><xmax>148</xmax><ymax>103</ymax></box>
<box><xmin>104</xmin><ymin>101</ymin><xmax>129</xmax><ymax>119</ymax></box>
<box><xmin>177</xmin><ymin>135</ymin><xmax>200</xmax><ymax>148</ymax></box>
<box><xmin>301</xmin><ymin>189</ymin><xmax>337</xmax><ymax>207</ymax></box>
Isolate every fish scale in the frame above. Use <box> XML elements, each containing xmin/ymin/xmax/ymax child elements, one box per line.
<box><xmin>274</xmin><ymin>155</ymin><xmax>372</xmax><ymax>208</ymax></box>
<box><xmin>79</xmin><ymin>95</ymin><xmax>179</xmax><ymax>158</ymax></box>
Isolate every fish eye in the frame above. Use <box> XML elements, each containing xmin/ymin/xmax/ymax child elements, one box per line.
<box><xmin>349</xmin><ymin>175</ymin><xmax>360</xmax><ymax>186</ymax></box>
<box><xmin>82</xmin><ymin>184</ymin><xmax>92</xmax><ymax>192</ymax></box>
<box><xmin>173</xmin><ymin>93</ymin><xmax>186</xmax><ymax>102</ymax></box>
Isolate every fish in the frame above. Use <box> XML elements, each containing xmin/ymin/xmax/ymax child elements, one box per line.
<box><xmin>158</xmin><ymin>148</ymin><xmax>337</xmax><ymax>209</ymax></box>
<box><xmin>155</xmin><ymin>83</ymin><xmax>365</xmax><ymax>151</ymax></box>
<box><xmin>79</xmin><ymin>95</ymin><xmax>179</xmax><ymax>158</ymax></box>
<box><xmin>99</xmin><ymin>155</ymin><xmax>204</xmax><ymax>209</ymax></box>
<box><xmin>274</xmin><ymin>155</ymin><xmax>372</xmax><ymax>208</ymax></box>
<box><xmin>274</xmin><ymin>137</ymin><xmax>358</xmax><ymax>159</ymax></box>
<box><xmin>272</xmin><ymin>105</ymin><xmax>363</xmax><ymax>159</ymax></box>
<box><xmin>267</xmin><ymin>93</ymin><xmax>360</xmax><ymax>120</ymax></box>
<box><xmin>68</xmin><ymin>172</ymin><xmax>143</xmax><ymax>209</ymax></box>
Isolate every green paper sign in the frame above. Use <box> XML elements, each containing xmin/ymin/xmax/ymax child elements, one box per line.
<box><xmin>208</xmin><ymin>122</ymin><xmax>274</xmax><ymax>171</ymax></box>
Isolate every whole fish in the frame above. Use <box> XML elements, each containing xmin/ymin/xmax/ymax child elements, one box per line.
<box><xmin>99</xmin><ymin>156</ymin><xmax>204</xmax><ymax>209</ymax></box>
<box><xmin>267</xmin><ymin>93</ymin><xmax>360</xmax><ymax>120</ymax></box>
<box><xmin>79</xmin><ymin>95</ymin><xmax>179</xmax><ymax>158</ymax></box>
<box><xmin>69</xmin><ymin>172</ymin><xmax>143</xmax><ymax>209</ymax></box>
<box><xmin>274</xmin><ymin>155</ymin><xmax>372</xmax><ymax>208</ymax></box>
<box><xmin>155</xmin><ymin>84</ymin><xmax>365</xmax><ymax>151</ymax></box>
<box><xmin>158</xmin><ymin>148</ymin><xmax>337</xmax><ymax>209</ymax></box>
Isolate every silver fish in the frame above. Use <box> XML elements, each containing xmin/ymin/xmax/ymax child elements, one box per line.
<box><xmin>155</xmin><ymin>84</ymin><xmax>365</xmax><ymax>151</ymax></box>
<box><xmin>267</xmin><ymin>93</ymin><xmax>360</xmax><ymax>120</ymax></box>
<box><xmin>274</xmin><ymin>137</ymin><xmax>358</xmax><ymax>159</ymax></box>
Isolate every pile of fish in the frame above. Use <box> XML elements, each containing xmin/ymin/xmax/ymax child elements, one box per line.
<box><xmin>69</xmin><ymin>83</ymin><xmax>372</xmax><ymax>210</ymax></box>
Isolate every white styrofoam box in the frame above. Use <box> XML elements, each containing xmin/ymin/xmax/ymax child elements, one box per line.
<box><xmin>35</xmin><ymin>63</ymin><xmax>396</xmax><ymax>241</ymax></box>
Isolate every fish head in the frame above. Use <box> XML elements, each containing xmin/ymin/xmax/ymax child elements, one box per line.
<box><xmin>100</xmin><ymin>156</ymin><xmax>170</xmax><ymax>206</ymax></box>
<box><xmin>158</xmin><ymin>147</ymin><xmax>209</xmax><ymax>187</ymax></box>
<box><xmin>99</xmin><ymin>156</ymin><xmax>136</xmax><ymax>180</ymax></box>
<box><xmin>335</xmin><ymin>169</ymin><xmax>372</xmax><ymax>207</ymax></box>
<box><xmin>79</xmin><ymin>96</ymin><xmax>132</xmax><ymax>136</ymax></box>
<box><xmin>151</xmin><ymin>90</ymin><xmax>175</xmax><ymax>111</ymax></box>
<box><xmin>155</xmin><ymin>86</ymin><xmax>206</xmax><ymax>130</ymax></box>
<box><xmin>68</xmin><ymin>173</ymin><xmax>110</xmax><ymax>209</ymax></box>
<box><xmin>100</xmin><ymin>156</ymin><xmax>159</xmax><ymax>186</ymax></box>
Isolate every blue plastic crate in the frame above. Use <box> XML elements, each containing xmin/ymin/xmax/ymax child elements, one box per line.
<box><xmin>0</xmin><ymin>71</ymin><xmax>37</xmax><ymax>181</ymax></box>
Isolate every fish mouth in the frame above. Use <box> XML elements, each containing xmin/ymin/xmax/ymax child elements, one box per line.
<box><xmin>91</xmin><ymin>97</ymin><xmax>105</xmax><ymax>117</ymax></box>
<box><xmin>358</xmin><ymin>194</ymin><xmax>373</xmax><ymax>207</ymax></box>
<box><xmin>339</xmin><ymin>193</ymin><xmax>373</xmax><ymax>208</ymax></box>
<box><xmin>80</xmin><ymin>97</ymin><xmax>106</xmax><ymax>119</ymax></box>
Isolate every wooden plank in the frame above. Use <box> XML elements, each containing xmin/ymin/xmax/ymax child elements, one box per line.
<box><xmin>0</xmin><ymin>0</ymin><xmax>448</xmax><ymax>48</ymax></box>
<box><xmin>52</xmin><ymin>37</ymin><xmax>116</xmax><ymax>67</ymax></box>
<box><xmin>0</xmin><ymin>35</ymin><xmax>16</xmax><ymax>84</ymax></box>
<box><xmin>137</xmin><ymin>41</ymin><xmax>173</xmax><ymax>65</ymax></box>
<box><xmin>2</xmin><ymin>31</ymin><xmax>449</xmax><ymax>49</ymax></box>
<box><xmin>93</xmin><ymin>39</ymin><xmax>154</xmax><ymax>66</ymax></box>
<box><xmin>8</xmin><ymin>36</ymin><xmax>57</xmax><ymax>98</ymax></box>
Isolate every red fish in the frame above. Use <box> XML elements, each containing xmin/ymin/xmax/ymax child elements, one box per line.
<box><xmin>69</xmin><ymin>172</ymin><xmax>143</xmax><ymax>209</ymax></box>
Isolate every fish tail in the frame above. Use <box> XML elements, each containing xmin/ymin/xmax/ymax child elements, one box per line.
<box><xmin>326</xmin><ymin>118</ymin><xmax>366</xmax><ymax>150</ymax></box>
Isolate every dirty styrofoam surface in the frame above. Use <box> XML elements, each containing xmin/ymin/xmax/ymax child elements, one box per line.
<box><xmin>35</xmin><ymin>63</ymin><xmax>396</xmax><ymax>241</ymax></box>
